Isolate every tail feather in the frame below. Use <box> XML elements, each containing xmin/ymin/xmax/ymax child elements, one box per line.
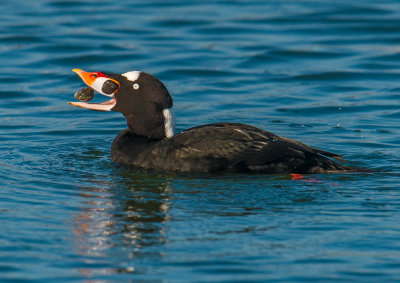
<box><xmin>313</xmin><ymin>147</ymin><xmax>346</xmax><ymax>162</ymax></box>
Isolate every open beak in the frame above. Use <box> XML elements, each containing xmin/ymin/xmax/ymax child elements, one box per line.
<box><xmin>69</xmin><ymin>68</ymin><xmax>118</xmax><ymax>111</ymax></box>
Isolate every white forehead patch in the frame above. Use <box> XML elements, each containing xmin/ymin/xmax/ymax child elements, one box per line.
<box><xmin>122</xmin><ymin>71</ymin><xmax>141</xmax><ymax>82</ymax></box>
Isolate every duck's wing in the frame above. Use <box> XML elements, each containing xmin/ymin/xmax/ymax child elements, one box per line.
<box><xmin>162</xmin><ymin>123</ymin><xmax>345</xmax><ymax>172</ymax></box>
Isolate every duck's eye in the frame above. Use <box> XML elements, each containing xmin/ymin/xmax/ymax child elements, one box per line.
<box><xmin>92</xmin><ymin>73</ymin><xmax>98</xmax><ymax>78</ymax></box>
<box><xmin>133</xmin><ymin>83</ymin><xmax>140</xmax><ymax>90</ymax></box>
<box><xmin>102</xmin><ymin>80</ymin><xmax>119</xmax><ymax>95</ymax></box>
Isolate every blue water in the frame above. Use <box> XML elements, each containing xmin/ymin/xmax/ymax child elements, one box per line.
<box><xmin>2</xmin><ymin>0</ymin><xmax>400</xmax><ymax>281</ymax></box>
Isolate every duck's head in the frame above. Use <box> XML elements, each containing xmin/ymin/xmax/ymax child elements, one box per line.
<box><xmin>69</xmin><ymin>69</ymin><xmax>174</xmax><ymax>139</ymax></box>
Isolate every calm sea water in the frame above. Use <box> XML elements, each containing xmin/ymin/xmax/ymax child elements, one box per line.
<box><xmin>2</xmin><ymin>0</ymin><xmax>400</xmax><ymax>281</ymax></box>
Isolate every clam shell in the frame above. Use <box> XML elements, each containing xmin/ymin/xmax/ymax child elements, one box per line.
<box><xmin>74</xmin><ymin>87</ymin><xmax>94</xmax><ymax>102</ymax></box>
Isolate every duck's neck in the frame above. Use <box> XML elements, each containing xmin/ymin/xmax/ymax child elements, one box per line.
<box><xmin>162</xmin><ymin>108</ymin><xmax>175</xmax><ymax>138</ymax></box>
<box><xmin>123</xmin><ymin>107</ymin><xmax>175</xmax><ymax>140</ymax></box>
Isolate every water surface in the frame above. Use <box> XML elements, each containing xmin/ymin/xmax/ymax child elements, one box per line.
<box><xmin>1</xmin><ymin>0</ymin><xmax>400</xmax><ymax>281</ymax></box>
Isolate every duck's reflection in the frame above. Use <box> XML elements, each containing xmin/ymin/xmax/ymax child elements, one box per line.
<box><xmin>72</xmin><ymin>168</ymin><xmax>172</xmax><ymax>278</ymax></box>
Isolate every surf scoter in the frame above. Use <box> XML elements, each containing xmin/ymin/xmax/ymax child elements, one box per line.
<box><xmin>69</xmin><ymin>69</ymin><xmax>352</xmax><ymax>174</ymax></box>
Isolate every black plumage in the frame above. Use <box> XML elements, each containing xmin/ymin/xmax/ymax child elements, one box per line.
<box><xmin>71</xmin><ymin>69</ymin><xmax>353</xmax><ymax>174</ymax></box>
<box><xmin>111</xmin><ymin>122</ymin><xmax>349</xmax><ymax>174</ymax></box>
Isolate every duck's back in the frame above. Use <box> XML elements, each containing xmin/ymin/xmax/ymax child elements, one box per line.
<box><xmin>111</xmin><ymin>123</ymin><xmax>349</xmax><ymax>174</ymax></box>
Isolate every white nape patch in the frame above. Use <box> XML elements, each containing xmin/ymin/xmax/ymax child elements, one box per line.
<box><xmin>163</xmin><ymin>108</ymin><xmax>175</xmax><ymax>138</ymax></box>
<box><xmin>122</xmin><ymin>71</ymin><xmax>141</xmax><ymax>82</ymax></box>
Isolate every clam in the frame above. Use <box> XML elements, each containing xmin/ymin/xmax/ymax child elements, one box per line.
<box><xmin>74</xmin><ymin>87</ymin><xmax>94</xmax><ymax>102</ymax></box>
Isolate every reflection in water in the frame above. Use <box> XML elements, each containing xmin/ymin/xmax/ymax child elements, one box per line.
<box><xmin>72</xmin><ymin>169</ymin><xmax>172</xmax><ymax>278</ymax></box>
